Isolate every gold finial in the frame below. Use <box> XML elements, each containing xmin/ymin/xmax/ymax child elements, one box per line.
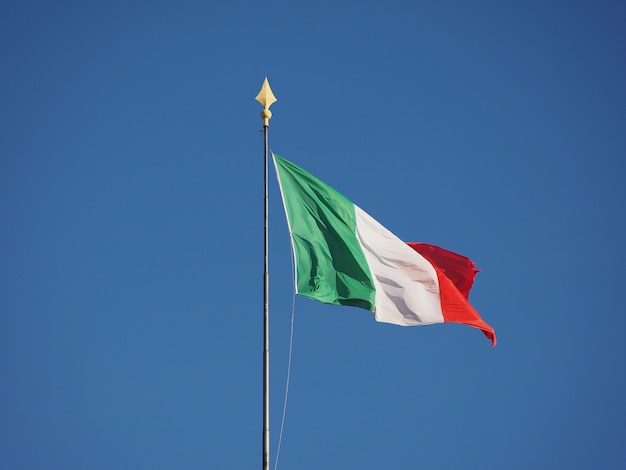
<box><xmin>255</xmin><ymin>77</ymin><xmax>277</xmax><ymax>127</ymax></box>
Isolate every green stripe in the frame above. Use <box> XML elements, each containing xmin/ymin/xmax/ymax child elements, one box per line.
<box><xmin>273</xmin><ymin>154</ymin><xmax>375</xmax><ymax>311</ymax></box>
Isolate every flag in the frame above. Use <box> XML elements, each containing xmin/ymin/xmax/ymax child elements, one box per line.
<box><xmin>272</xmin><ymin>153</ymin><xmax>496</xmax><ymax>346</ymax></box>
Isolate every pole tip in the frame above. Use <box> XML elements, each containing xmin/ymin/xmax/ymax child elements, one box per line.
<box><xmin>255</xmin><ymin>77</ymin><xmax>277</xmax><ymax>126</ymax></box>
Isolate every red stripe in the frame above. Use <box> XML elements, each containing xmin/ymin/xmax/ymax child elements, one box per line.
<box><xmin>436</xmin><ymin>269</ymin><xmax>496</xmax><ymax>346</ymax></box>
<box><xmin>407</xmin><ymin>242</ymin><xmax>478</xmax><ymax>299</ymax></box>
<box><xmin>407</xmin><ymin>242</ymin><xmax>496</xmax><ymax>346</ymax></box>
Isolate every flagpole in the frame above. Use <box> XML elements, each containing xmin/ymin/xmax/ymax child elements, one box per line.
<box><xmin>255</xmin><ymin>77</ymin><xmax>277</xmax><ymax>470</ymax></box>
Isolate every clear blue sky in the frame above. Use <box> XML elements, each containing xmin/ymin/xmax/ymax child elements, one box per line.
<box><xmin>2</xmin><ymin>1</ymin><xmax>625</xmax><ymax>469</ymax></box>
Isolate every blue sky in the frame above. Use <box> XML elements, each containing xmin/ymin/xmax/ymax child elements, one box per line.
<box><xmin>1</xmin><ymin>1</ymin><xmax>625</xmax><ymax>469</ymax></box>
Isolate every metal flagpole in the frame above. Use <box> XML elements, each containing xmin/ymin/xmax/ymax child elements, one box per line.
<box><xmin>255</xmin><ymin>77</ymin><xmax>277</xmax><ymax>470</ymax></box>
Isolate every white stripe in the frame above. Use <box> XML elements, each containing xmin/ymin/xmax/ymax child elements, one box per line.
<box><xmin>354</xmin><ymin>206</ymin><xmax>444</xmax><ymax>326</ymax></box>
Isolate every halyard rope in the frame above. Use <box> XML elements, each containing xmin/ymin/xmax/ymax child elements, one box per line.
<box><xmin>274</xmin><ymin>251</ymin><xmax>297</xmax><ymax>470</ymax></box>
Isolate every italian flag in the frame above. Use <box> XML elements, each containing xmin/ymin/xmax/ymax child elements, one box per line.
<box><xmin>273</xmin><ymin>153</ymin><xmax>496</xmax><ymax>346</ymax></box>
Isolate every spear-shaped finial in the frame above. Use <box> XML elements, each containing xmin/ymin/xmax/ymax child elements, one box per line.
<box><xmin>255</xmin><ymin>77</ymin><xmax>277</xmax><ymax>127</ymax></box>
